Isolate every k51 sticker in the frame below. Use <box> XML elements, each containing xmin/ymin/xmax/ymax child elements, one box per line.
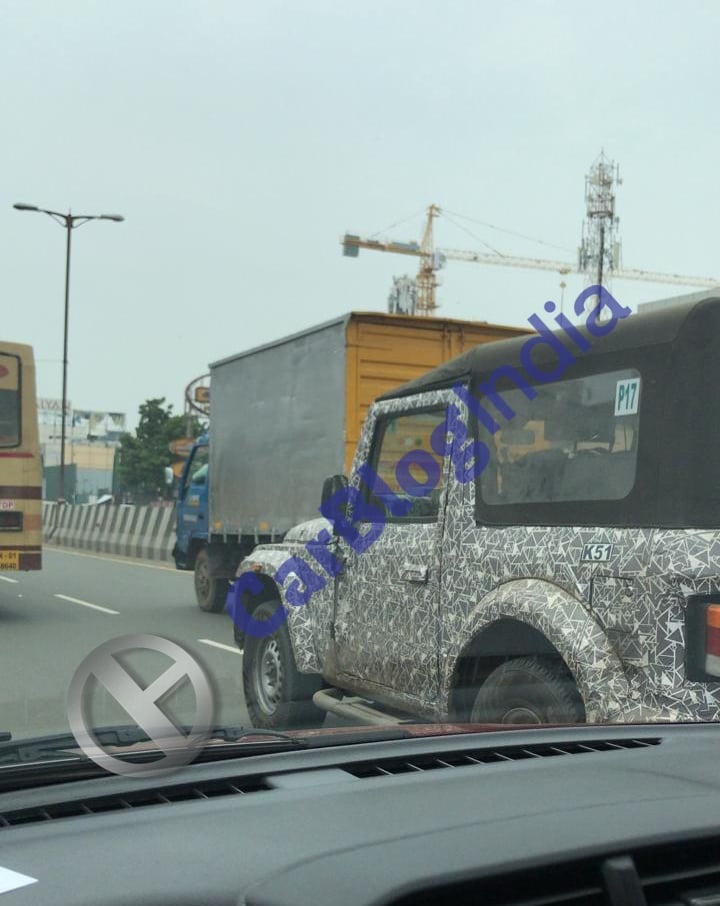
<box><xmin>581</xmin><ymin>542</ymin><xmax>613</xmax><ymax>563</ymax></box>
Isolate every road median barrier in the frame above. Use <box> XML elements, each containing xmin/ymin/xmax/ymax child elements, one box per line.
<box><xmin>42</xmin><ymin>502</ymin><xmax>177</xmax><ymax>563</ymax></box>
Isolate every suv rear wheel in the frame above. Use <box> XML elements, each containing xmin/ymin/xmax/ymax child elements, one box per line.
<box><xmin>469</xmin><ymin>656</ymin><xmax>585</xmax><ymax>724</ymax></box>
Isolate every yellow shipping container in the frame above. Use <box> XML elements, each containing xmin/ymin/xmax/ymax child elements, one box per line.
<box><xmin>342</xmin><ymin>312</ymin><xmax>529</xmax><ymax>472</ymax></box>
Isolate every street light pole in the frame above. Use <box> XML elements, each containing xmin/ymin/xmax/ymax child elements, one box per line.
<box><xmin>60</xmin><ymin>217</ymin><xmax>72</xmax><ymax>505</ymax></box>
<box><xmin>13</xmin><ymin>204</ymin><xmax>124</xmax><ymax>504</ymax></box>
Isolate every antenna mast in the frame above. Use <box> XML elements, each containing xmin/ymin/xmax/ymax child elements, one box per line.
<box><xmin>578</xmin><ymin>151</ymin><xmax>622</xmax><ymax>287</ymax></box>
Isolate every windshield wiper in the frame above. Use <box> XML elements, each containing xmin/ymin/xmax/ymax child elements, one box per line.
<box><xmin>0</xmin><ymin>726</ymin><xmax>157</xmax><ymax>766</ymax></box>
<box><xmin>0</xmin><ymin>726</ymin><xmax>310</xmax><ymax>792</ymax></box>
<box><xmin>188</xmin><ymin>726</ymin><xmax>416</xmax><ymax>764</ymax></box>
<box><xmin>0</xmin><ymin>725</ymin><xmax>313</xmax><ymax>767</ymax></box>
<box><xmin>0</xmin><ymin>724</ymin><xmax>418</xmax><ymax>765</ymax></box>
<box><xmin>0</xmin><ymin>725</ymin><xmax>417</xmax><ymax>792</ymax></box>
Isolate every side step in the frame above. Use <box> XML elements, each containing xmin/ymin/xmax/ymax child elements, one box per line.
<box><xmin>312</xmin><ymin>688</ymin><xmax>409</xmax><ymax>726</ymax></box>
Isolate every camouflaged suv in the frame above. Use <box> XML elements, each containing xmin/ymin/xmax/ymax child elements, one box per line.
<box><xmin>231</xmin><ymin>291</ymin><xmax>720</xmax><ymax>730</ymax></box>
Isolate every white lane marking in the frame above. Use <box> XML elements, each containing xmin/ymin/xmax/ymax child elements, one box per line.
<box><xmin>48</xmin><ymin>547</ymin><xmax>189</xmax><ymax>574</ymax></box>
<box><xmin>197</xmin><ymin>638</ymin><xmax>242</xmax><ymax>655</ymax></box>
<box><xmin>54</xmin><ymin>593</ymin><xmax>119</xmax><ymax>615</ymax></box>
<box><xmin>0</xmin><ymin>576</ymin><xmax>18</xmax><ymax>584</ymax></box>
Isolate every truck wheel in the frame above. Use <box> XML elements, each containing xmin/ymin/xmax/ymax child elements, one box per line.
<box><xmin>194</xmin><ymin>549</ymin><xmax>228</xmax><ymax>613</ymax></box>
<box><xmin>469</xmin><ymin>657</ymin><xmax>585</xmax><ymax>725</ymax></box>
<box><xmin>243</xmin><ymin>601</ymin><xmax>324</xmax><ymax>729</ymax></box>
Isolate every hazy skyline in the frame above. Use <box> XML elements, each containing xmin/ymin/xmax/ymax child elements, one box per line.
<box><xmin>3</xmin><ymin>1</ymin><xmax>718</xmax><ymax>428</ymax></box>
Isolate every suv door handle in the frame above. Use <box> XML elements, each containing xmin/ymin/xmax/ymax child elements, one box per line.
<box><xmin>400</xmin><ymin>564</ymin><xmax>429</xmax><ymax>584</ymax></box>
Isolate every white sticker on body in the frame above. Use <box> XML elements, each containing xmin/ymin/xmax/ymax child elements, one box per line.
<box><xmin>614</xmin><ymin>377</ymin><xmax>641</xmax><ymax>416</ymax></box>
<box><xmin>0</xmin><ymin>866</ymin><xmax>37</xmax><ymax>894</ymax></box>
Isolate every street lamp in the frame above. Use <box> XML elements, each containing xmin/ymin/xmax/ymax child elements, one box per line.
<box><xmin>13</xmin><ymin>203</ymin><xmax>124</xmax><ymax>503</ymax></box>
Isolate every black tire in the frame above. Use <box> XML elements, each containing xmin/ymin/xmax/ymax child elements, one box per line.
<box><xmin>242</xmin><ymin>601</ymin><xmax>324</xmax><ymax>729</ymax></box>
<box><xmin>469</xmin><ymin>656</ymin><xmax>585</xmax><ymax>725</ymax></box>
<box><xmin>194</xmin><ymin>549</ymin><xmax>228</xmax><ymax>613</ymax></box>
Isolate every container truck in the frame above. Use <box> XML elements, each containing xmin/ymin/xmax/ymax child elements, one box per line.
<box><xmin>173</xmin><ymin>311</ymin><xmax>527</xmax><ymax>609</ymax></box>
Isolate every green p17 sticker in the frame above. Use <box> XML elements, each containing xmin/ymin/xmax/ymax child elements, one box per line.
<box><xmin>615</xmin><ymin>377</ymin><xmax>640</xmax><ymax>416</ymax></box>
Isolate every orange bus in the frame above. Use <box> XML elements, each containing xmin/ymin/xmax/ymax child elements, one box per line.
<box><xmin>0</xmin><ymin>343</ymin><xmax>41</xmax><ymax>571</ymax></box>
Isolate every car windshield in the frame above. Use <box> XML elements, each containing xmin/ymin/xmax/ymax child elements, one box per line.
<box><xmin>3</xmin><ymin>1</ymin><xmax>720</xmax><ymax>778</ymax></box>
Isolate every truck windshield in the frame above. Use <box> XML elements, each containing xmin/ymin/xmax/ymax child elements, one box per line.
<box><xmin>188</xmin><ymin>446</ymin><xmax>208</xmax><ymax>485</ymax></box>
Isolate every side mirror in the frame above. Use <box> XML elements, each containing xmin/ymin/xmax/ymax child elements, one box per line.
<box><xmin>321</xmin><ymin>474</ymin><xmax>348</xmax><ymax>512</ymax></box>
<box><xmin>164</xmin><ymin>466</ymin><xmax>174</xmax><ymax>486</ymax></box>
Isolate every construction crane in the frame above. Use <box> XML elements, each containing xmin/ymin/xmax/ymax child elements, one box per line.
<box><xmin>342</xmin><ymin>204</ymin><xmax>720</xmax><ymax>316</ymax></box>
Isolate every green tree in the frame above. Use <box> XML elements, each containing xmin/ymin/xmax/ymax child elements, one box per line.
<box><xmin>115</xmin><ymin>398</ymin><xmax>201</xmax><ymax>502</ymax></box>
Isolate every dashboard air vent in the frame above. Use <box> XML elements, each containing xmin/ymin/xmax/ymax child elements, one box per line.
<box><xmin>0</xmin><ymin>774</ymin><xmax>269</xmax><ymax>829</ymax></box>
<box><xmin>0</xmin><ymin>738</ymin><xmax>661</xmax><ymax>831</ymax></box>
<box><xmin>389</xmin><ymin>834</ymin><xmax>720</xmax><ymax>906</ymax></box>
<box><xmin>343</xmin><ymin>737</ymin><xmax>660</xmax><ymax>778</ymax></box>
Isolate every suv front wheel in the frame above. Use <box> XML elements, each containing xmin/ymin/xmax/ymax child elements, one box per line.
<box><xmin>242</xmin><ymin>601</ymin><xmax>324</xmax><ymax>729</ymax></box>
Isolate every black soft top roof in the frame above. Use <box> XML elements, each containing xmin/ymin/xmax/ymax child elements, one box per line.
<box><xmin>378</xmin><ymin>294</ymin><xmax>720</xmax><ymax>400</ymax></box>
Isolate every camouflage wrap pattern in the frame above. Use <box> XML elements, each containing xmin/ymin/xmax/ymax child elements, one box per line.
<box><xmin>241</xmin><ymin>390</ymin><xmax>720</xmax><ymax>723</ymax></box>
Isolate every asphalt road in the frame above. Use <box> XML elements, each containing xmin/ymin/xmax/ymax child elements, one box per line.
<box><xmin>0</xmin><ymin>548</ymin><xmax>251</xmax><ymax>742</ymax></box>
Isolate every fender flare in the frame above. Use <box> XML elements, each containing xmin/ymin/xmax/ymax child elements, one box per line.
<box><xmin>447</xmin><ymin>578</ymin><xmax>633</xmax><ymax>723</ymax></box>
<box><xmin>231</xmin><ymin>548</ymin><xmax>321</xmax><ymax>674</ymax></box>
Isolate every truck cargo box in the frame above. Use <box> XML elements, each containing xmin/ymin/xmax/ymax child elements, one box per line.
<box><xmin>208</xmin><ymin>311</ymin><xmax>527</xmax><ymax>538</ymax></box>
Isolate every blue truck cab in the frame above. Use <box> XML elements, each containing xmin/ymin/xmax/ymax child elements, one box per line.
<box><xmin>173</xmin><ymin>435</ymin><xmax>227</xmax><ymax>610</ymax></box>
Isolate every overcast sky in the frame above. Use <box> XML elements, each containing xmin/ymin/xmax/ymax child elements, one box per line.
<box><xmin>2</xmin><ymin>1</ymin><xmax>718</xmax><ymax>428</ymax></box>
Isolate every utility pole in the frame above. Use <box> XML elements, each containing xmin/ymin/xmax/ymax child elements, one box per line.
<box><xmin>13</xmin><ymin>204</ymin><xmax>124</xmax><ymax>503</ymax></box>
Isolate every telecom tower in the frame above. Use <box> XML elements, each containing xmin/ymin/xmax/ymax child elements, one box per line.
<box><xmin>578</xmin><ymin>151</ymin><xmax>622</xmax><ymax>287</ymax></box>
<box><xmin>387</xmin><ymin>275</ymin><xmax>418</xmax><ymax>315</ymax></box>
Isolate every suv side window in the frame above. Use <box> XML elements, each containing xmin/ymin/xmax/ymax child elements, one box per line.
<box><xmin>365</xmin><ymin>408</ymin><xmax>448</xmax><ymax>521</ymax></box>
<box><xmin>480</xmin><ymin>368</ymin><xmax>640</xmax><ymax>505</ymax></box>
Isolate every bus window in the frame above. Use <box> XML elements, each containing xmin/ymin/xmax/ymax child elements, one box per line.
<box><xmin>0</xmin><ymin>343</ymin><xmax>41</xmax><ymax>572</ymax></box>
<box><xmin>0</xmin><ymin>353</ymin><xmax>20</xmax><ymax>447</ymax></box>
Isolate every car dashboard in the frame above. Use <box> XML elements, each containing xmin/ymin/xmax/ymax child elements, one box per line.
<box><xmin>0</xmin><ymin>723</ymin><xmax>719</xmax><ymax>905</ymax></box>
